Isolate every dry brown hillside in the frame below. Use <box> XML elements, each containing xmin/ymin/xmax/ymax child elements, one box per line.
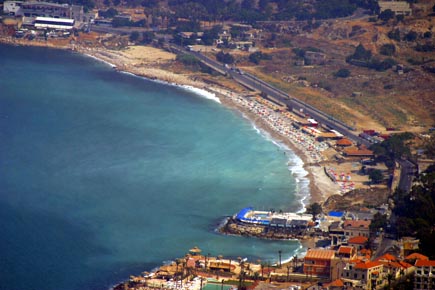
<box><xmin>237</xmin><ymin>7</ymin><xmax>435</xmax><ymax>133</ymax></box>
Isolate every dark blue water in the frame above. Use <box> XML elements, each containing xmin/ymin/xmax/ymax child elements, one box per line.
<box><xmin>0</xmin><ymin>44</ymin><xmax>308</xmax><ymax>290</ymax></box>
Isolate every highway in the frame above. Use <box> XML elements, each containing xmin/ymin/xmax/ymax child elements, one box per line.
<box><xmin>178</xmin><ymin>46</ymin><xmax>371</xmax><ymax>147</ymax></box>
<box><xmin>172</xmin><ymin>45</ymin><xmax>416</xmax><ymax>192</ymax></box>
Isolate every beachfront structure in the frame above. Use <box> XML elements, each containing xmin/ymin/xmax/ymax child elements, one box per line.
<box><xmin>342</xmin><ymin>261</ymin><xmax>385</xmax><ymax>290</ymax></box>
<box><xmin>414</xmin><ymin>260</ymin><xmax>435</xmax><ymax>290</ymax></box>
<box><xmin>3</xmin><ymin>1</ymin><xmax>84</xmax><ymax>22</ymax></box>
<box><xmin>34</xmin><ymin>17</ymin><xmax>74</xmax><ymax>30</ymax></box>
<box><xmin>235</xmin><ymin>207</ymin><xmax>313</xmax><ymax>227</ymax></box>
<box><xmin>303</xmin><ymin>249</ymin><xmax>335</xmax><ymax>277</ymax></box>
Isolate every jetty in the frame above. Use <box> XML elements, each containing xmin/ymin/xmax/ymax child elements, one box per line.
<box><xmin>219</xmin><ymin>208</ymin><xmax>315</xmax><ymax>240</ymax></box>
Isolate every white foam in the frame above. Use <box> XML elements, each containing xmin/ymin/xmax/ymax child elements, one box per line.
<box><xmin>83</xmin><ymin>53</ymin><xmax>117</xmax><ymax>69</ymax></box>
<box><xmin>180</xmin><ymin>85</ymin><xmax>221</xmax><ymax>104</ymax></box>
<box><xmin>247</xmin><ymin>120</ymin><xmax>311</xmax><ymax>214</ymax></box>
<box><xmin>82</xmin><ymin>53</ymin><xmax>221</xmax><ymax>105</ymax></box>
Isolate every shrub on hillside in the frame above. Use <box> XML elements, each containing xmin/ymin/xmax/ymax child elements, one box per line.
<box><xmin>380</xmin><ymin>44</ymin><xmax>396</xmax><ymax>56</ymax></box>
<box><xmin>334</xmin><ymin>68</ymin><xmax>351</xmax><ymax>78</ymax></box>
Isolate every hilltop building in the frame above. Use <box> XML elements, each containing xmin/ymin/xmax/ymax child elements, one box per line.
<box><xmin>378</xmin><ymin>1</ymin><xmax>412</xmax><ymax>16</ymax></box>
<box><xmin>4</xmin><ymin>1</ymin><xmax>84</xmax><ymax>22</ymax></box>
<box><xmin>3</xmin><ymin>0</ymin><xmax>86</xmax><ymax>30</ymax></box>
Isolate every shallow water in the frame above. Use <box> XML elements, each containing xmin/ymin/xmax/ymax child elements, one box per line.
<box><xmin>0</xmin><ymin>44</ymin><xmax>309</xmax><ymax>290</ymax></box>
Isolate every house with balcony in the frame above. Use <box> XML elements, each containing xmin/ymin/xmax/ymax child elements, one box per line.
<box><xmin>414</xmin><ymin>260</ymin><xmax>435</xmax><ymax>290</ymax></box>
<box><xmin>303</xmin><ymin>249</ymin><xmax>335</xmax><ymax>277</ymax></box>
<box><xmin>342</xmin><ymin>261</ymin><xmax>385</xmax><ymax>290</ymax></box>
<box><xmin>343</xmin><ymin>220</ymin><xmax>371</xmax><ymax>239</ymax></box>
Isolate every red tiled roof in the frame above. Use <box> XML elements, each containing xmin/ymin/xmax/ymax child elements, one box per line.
<box><xmin>360</xmin><ymin>249</ymin><xmax>372</xmax><ymax>255</ymax></box>
<box><xmin>338</xmin><ymin>246</ymin><xmax>353</xmax><ymax>254</ymax></box>
<box><xmin>336</xmin><ymin>138</ymin><xmax>353</xmax><ymax>146</ymax></box>
<box><xmin>343</xmin><ymin>147</ymin><xmax>374</xmax><ymax>156</ymax></box>
<box><xmin>399</xmin><ymin>261</ymin><xmax>413</xmax><ymax>269</ymax></box>
<box><xmin>305</xmin><ymin>249</ymin><xmax>335</xmax><ymax>260</ymax></box>
<box><xmin>406</xmin><ymin>253</ymin><xmax>429</xmax><ymax>261</ymax></box>
<box><xmin>326</xmin><ymin>279</ymin><xmax>344</xmax><ymax>287</ymax></box>
<box><xmin>355</xmin><ymin>261</ymin><xmax>382</xmax><ymax>269</ymax></box>
<box><xmin>344</xmin><ymin>220</ymin><xmax>371</xmax><ymax>229</ymax></box>
<box><xmin>376</xmin><ymin>253</ymin><xmax>397</xmax><ymax>262</ymax></box>
<box><xmin>415</xmin><ymin>260</ymin><xmax>435</xmax><ymax>267</ymax></box>
<box><xmin>348</xmin><ymin>235</ymin><xmax>368</xmax><ymax>244</ymax></box>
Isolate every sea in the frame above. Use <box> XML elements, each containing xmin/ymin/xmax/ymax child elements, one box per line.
<box><xmin>0</xmin><ymin>44</ymin><xmax>310</xmax><ymax>290</ymax></box>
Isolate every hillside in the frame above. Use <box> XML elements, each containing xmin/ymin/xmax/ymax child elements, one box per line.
<box><xmin>232</xmin><ymin>9</ymin><xmax>435</xmax><ymax>133</ymax></box>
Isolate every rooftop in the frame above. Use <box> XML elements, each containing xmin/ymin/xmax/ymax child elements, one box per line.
<box><xmin>338</xmin><ymin>246</ymin><xmax>354</xmax><ymax>255</ymax></box>
<box><xmin>326</xmin><ymin>279</ymin><xmax>344</xmax><ymax>287</ymax></box>
<box><xmin>355</xmin><ymin>261</ymin><xmax>382</xmax><ymax>270</ymax></box>
<box><xmin>347</xmin><ymin>236</ymin><xmax>368</xmax><ymax>245</ymax></box>
<box><xmin>343</xmin><ymin>220</ymin><xmax>371</xmax><ymax>229</ymax></box>
<box><xmin>415</xmin><ymin>260</ymin><xmax>435</xmax><ymax>267</ymax></box>
<box><xmin>375</xmin><ymin>253</ymin><xmax>397</xmax><ymax>262</ymax></box>
<box><xmin>305</xmin><ymin>249</ymin><xmax>335</xmax><ymax>260</ymax></box>
<box><xmin>405</xmin><ymin>253</ymin><xmax>428</xmax><ymax>261</ymax></box>
<box><xmin>336</xmin><ymin>138</ymin><xmax>353</xmax><ymax>146</ymax></box>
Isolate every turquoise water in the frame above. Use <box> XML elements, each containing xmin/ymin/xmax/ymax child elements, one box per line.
<box><xmin>0</xmin><ymin>44</ymin><xmax>308</xmax><ymax>290</ymax></box>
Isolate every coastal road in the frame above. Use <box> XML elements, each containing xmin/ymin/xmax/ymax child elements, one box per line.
<box><xmin>172</xmin><ymin>44</ymin><xmax>419</xmax><ymax>193</ymax></box>
<box><xmin>178</xmin><ymin>46</ymin><xmax>371</xmax><ymax>147</ymax></box>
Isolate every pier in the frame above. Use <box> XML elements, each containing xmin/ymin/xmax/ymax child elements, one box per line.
<box><xmin>219</xmin><ymin>208</ymin><xmax>315</xmax><ymax>240</ymax></box>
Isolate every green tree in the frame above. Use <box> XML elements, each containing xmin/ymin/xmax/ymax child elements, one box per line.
<box><xmin>348</xmin><ymin>43</ymin><xmax>372</xmax><ymax>61</ymax></box>
<box><xmin>141</xmin><ymin>31</ymin><xmax>154</xmax><ymax>44</ymax></box>
<box><xmin>404</xmin><ymin>30</ymin><xmax>418</xmax><ymax>42</ymax></box>
<box><xmin>369</xmin><ymin>169</ymin><xmax>384</xmax><ymax>184</ymax></box>
<box><xmin>99</xmin><ymin>7</ymin><xmax>118</xmax><ymax>18</ymax></box>
<box><xmin>370</xmin><ymin>212</ymin><xmax>388</xmax><ymax>233</ymax></box>
<box><xmin>379</xmin><ymin>9</ymin><xmax>395</xmax><ymax>21</ymax></box>
<box><xmin>380</xmin><ymin>43</ymin><xmax>396</xmax><ymax>56</ymax></box>
<box><xmin>396</xmin><ymin>14</ymin><xmax>404</xmax><ymax>23</ymax></box>
<box><xmin>334</xmin><ymin>68</ymin><xmax>351</xmax><ymax>78</ymax></box>
<box><xmin>388</xmin><ymin>29</ymin><xmax>401</xmax><ymax>41</ymax></box>
<box><xmin>129</xmin><ymin>31</ymin><xmax>140</xmax><ymax>42</ymax></box>
<box><xmin>306</xmin><ymin>202</ymin><xmax>322</xmax><ymax>220</ymax></box>
<box><xmin>424</xmin><ymin>133</ymin><xmax>435</xmax><ymax>158</ymax></box>
<box><xmin>216</xmin><ymin>51</ymin><xmax>234</xmax><ymax>64</ymax></box>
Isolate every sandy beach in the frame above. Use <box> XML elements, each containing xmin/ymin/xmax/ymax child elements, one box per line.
<box><xmin>0</xmin><ymin>36</ymin><xmax>341</xmax><ymax>205</ymax></box>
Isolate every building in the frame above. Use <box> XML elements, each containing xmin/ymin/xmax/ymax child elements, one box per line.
<box><xmin>414</xmin><ymin>260</ymin><xmax>435</xmax><ymax>290</ymax></box>
<box><xmin>378</xmin><ymin>1</ymin><xmax>412</xmax><ymax>16</ymax></box>
<box><xmin>343</xmin><ymin>147</ymin><xmax>374</xmax><ymax>158</ymax></box>
<box><xmin>375</xmin><ymin>253</ymin><xmax>414</xmax><ymax>280</ymax></box>
<box><xmin>3</xmin><ymin>1</ymin><xmax>84</xmax><ymax>23</ymax></box>
<box><xmin>303</xmin><ymin>249</ymin><xmax>335</xmax><ymax>277</ymax></box>
<box><xmin>342</xmin><ymin>261</ymin><xmax>385</xmax><ymax>290</ymax></box>
<box><xmin>337</xmin><ymin>246</ymin><xmax>357</xmax><ymax>260</ymax></box>
<box><xmin>329</xmin><ymin>221</ymin><xmax>345</xmax><ymax>246</ymax></box>
<box><xmin>400</xmin><ymin>237</ymin><xmax>420</xmax><ymax>257</ymax></box>
<box><xmin>304</xmin><ymin>51</ymin><xmax>327</xmax><ymax>65</ymax></box>
<box><xmin>34</xmin><ymin>17</ymin><xmax>74</xmax><ymax>30</ymax></box>
<box><xmin>343</xmin><ymin>220</ymin><xmax>371</xmax><ymax>239</ymax></box>
<box><xmin>3</xmin><ymin>1</ymin><xmax>22</xmax><ymax>15</ymax></box>
<box><xmin>348</xmin><ymin>235</ymin><xmax>368</xmax><ymax>251</ymax></box>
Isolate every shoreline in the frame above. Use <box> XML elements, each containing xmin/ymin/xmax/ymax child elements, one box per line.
<box><xmin>0</xmin><ymin>38</ymin><xmax>339</xmax><ymax>204</ymax></box>
<box><xmin>68</xmin><ymin>42</ymin><xmax>334</xmax><ymax>205</ymax></box>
